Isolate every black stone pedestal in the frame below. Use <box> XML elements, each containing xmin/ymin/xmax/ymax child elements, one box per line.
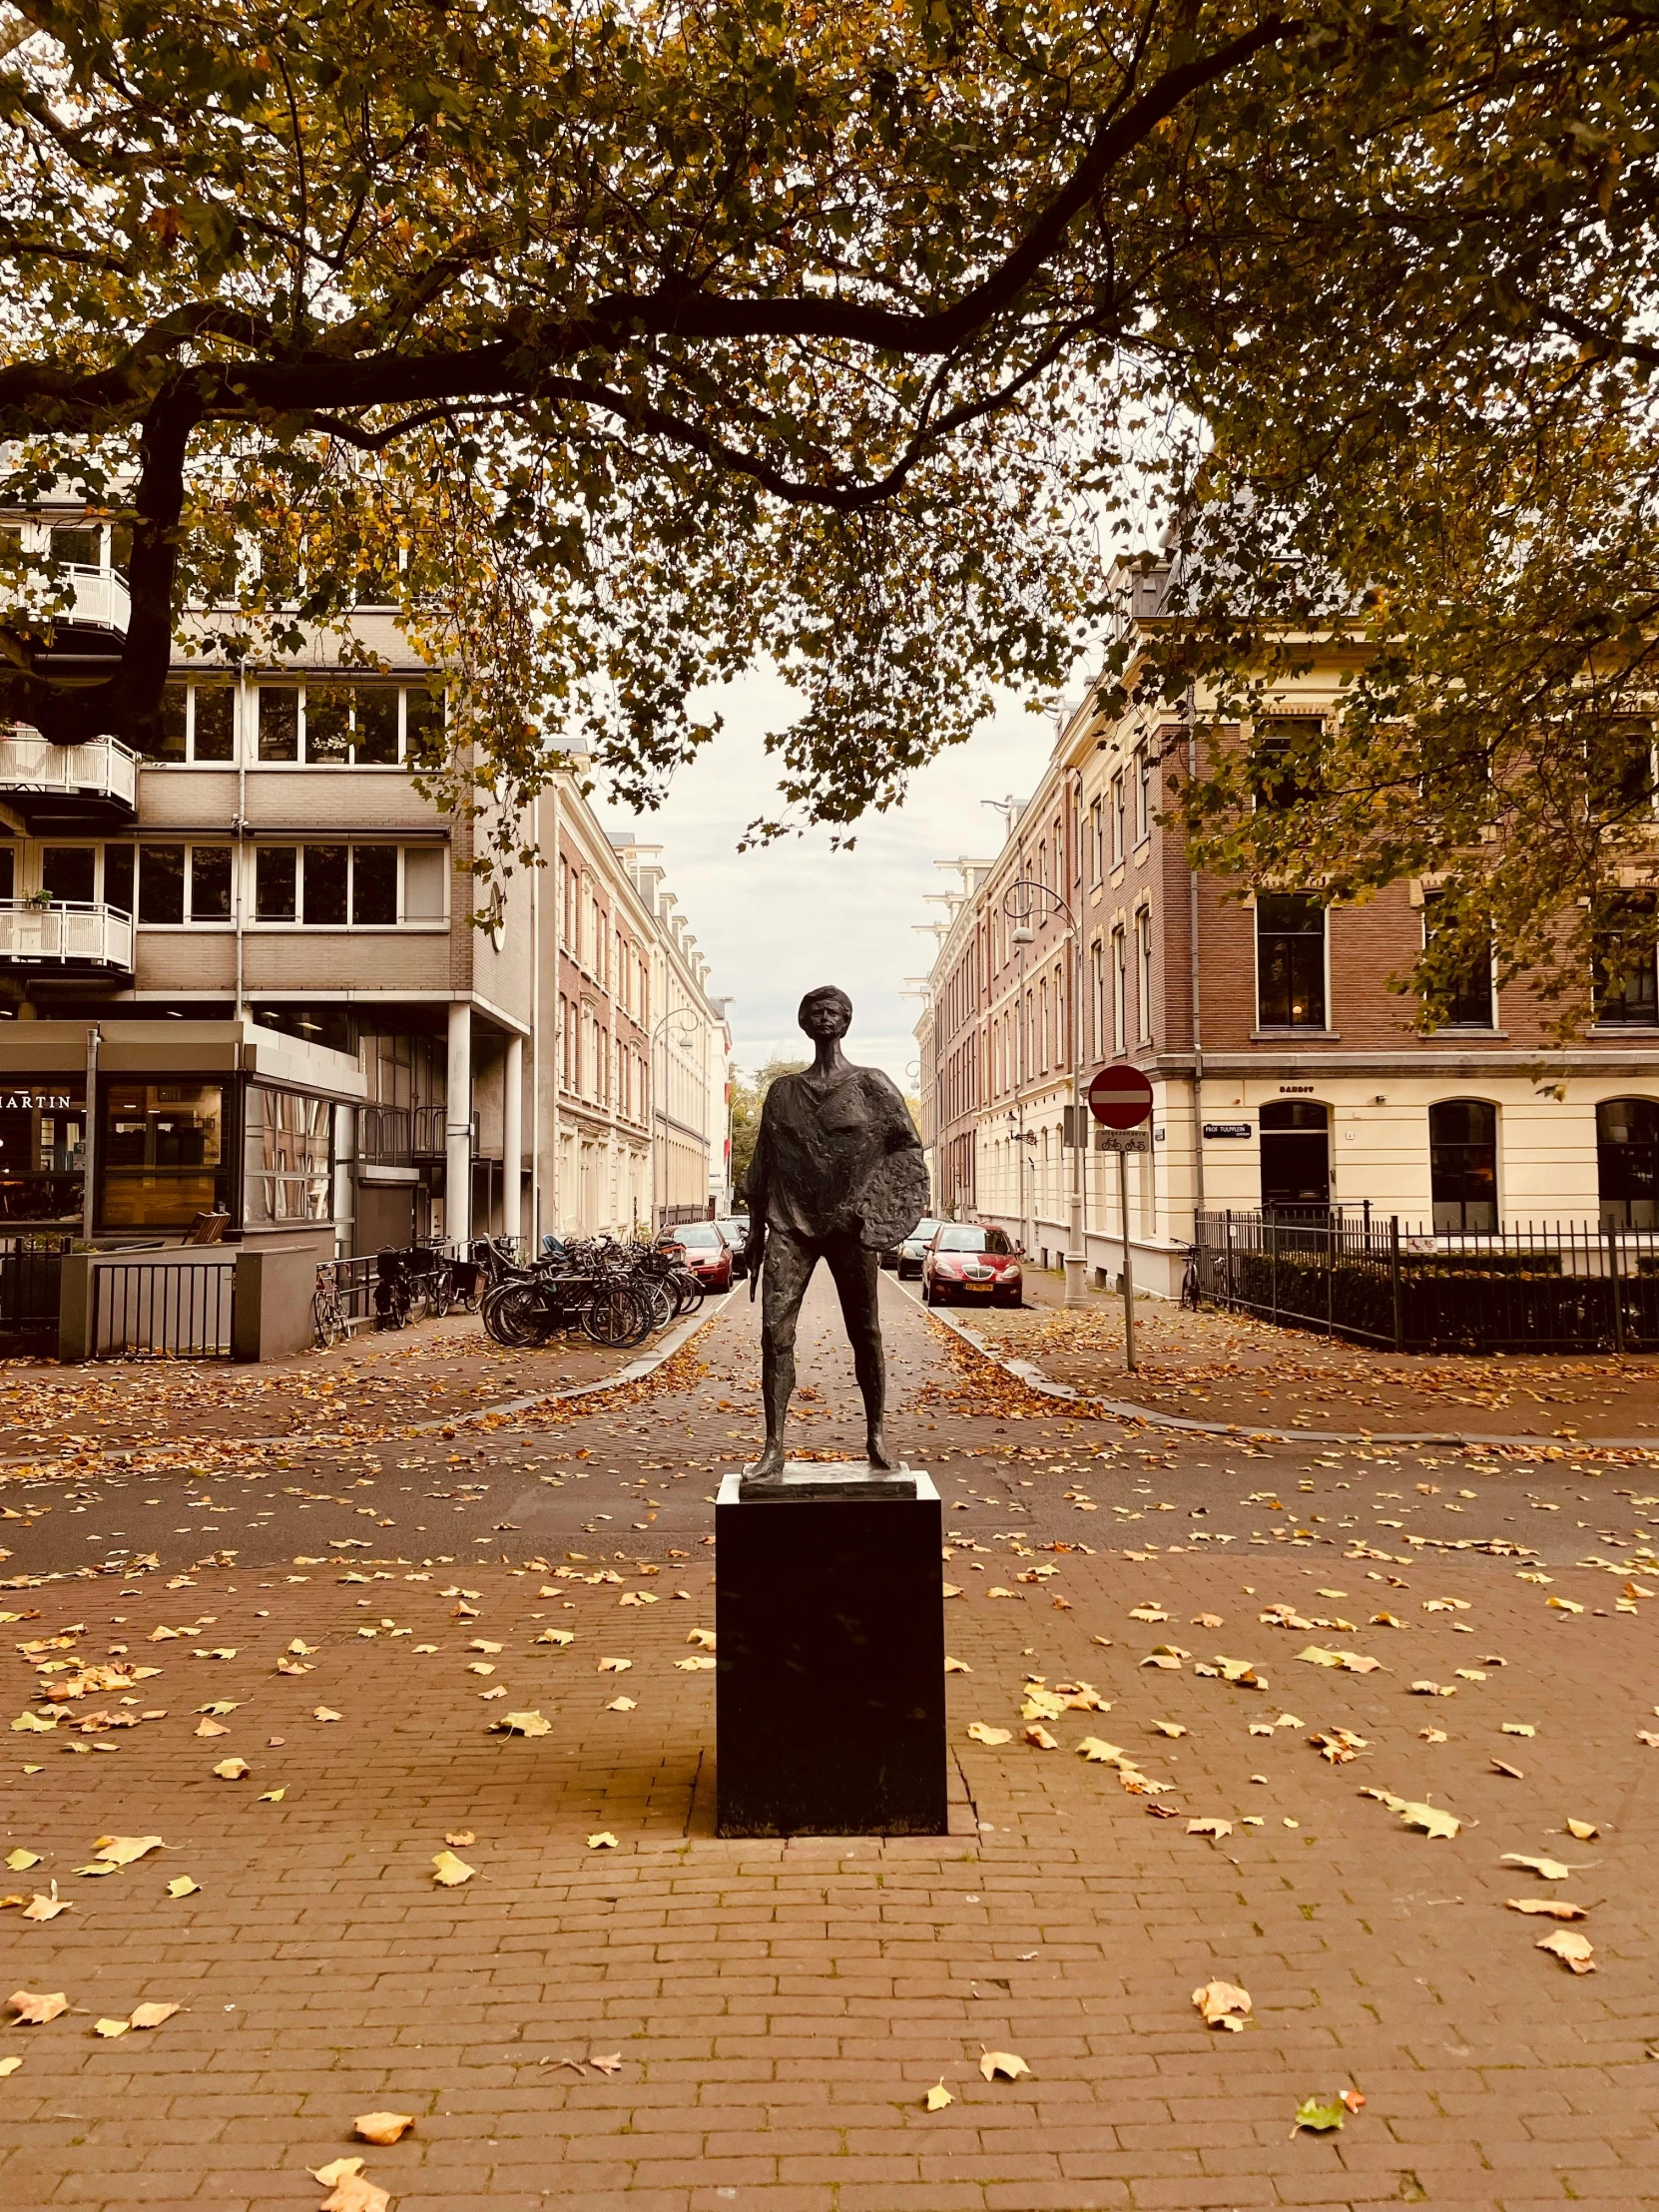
<box><xmin>715</xmin><ymin>1463</ymin><xmax>946</xmax><ymax>1836</ymax></box>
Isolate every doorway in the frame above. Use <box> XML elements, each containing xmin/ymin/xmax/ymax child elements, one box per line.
<box><xmin>1260</xmin><ymin>1100</ymin><xmax>1330</xmax><ymax>1214</ymax></box>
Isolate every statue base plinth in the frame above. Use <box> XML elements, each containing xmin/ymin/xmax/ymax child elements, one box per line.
<box><xmin>715</xmin><ymin>1462</ymin><xmax>946</xmax><ymax>1837</ymax></box>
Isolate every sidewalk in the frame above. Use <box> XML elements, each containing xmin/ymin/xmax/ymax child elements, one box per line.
<box><xmin>0</xmin><ymin>1284</ymin><xmax>1655</xmax><ymax>2209</ymax></box>
<box><xmin>0</xmin><ymin>1313</ymin><xmax>643</xmax><ymax>1462</ymax></box>
<box><xmin>973</xmin><ymin>1270</ymin><xmax>1659</xmax><ymax>1439</ymax></box>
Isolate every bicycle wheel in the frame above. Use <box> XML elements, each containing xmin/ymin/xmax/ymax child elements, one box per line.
<box><xmin>672</xmin><ymin>1267</ymin><xmax>706</xmax><ymax>1318</ymax></box>
<box><xmin>582</xmin><ymin>1285</ymin><xmax>653</xmax><ymax>1349</ymax></box>
<box><xmin>643</xmin><ymin>1278</ymin><xmax>676</xmax><ymax>1330</ymax></box>
<box><xmin>423</xmin><ymin>1267</ymin><xmax>453</xmax><ymax>1322</ymax></box>
<box><xmin>482</xmin><ymin>1282</ymin><xmax>536</xmax><ymax>1347</ymax></box>
<box><xmin>312</xmin><ymin>1286</ymin><xmax>346</xmax><ymax>1350</ymax></box>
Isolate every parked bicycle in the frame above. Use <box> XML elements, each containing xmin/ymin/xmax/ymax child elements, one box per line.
<box><xmin>312</xmin><ymin>1262</ymin><xmax>349</xmax><ymax>1349</ymax></box>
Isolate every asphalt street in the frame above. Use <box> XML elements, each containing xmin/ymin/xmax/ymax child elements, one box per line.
<box><xmin>1</xmin><ymin>1276</ymin><xmax>1655</xmax><ymax>1593</ymax></box>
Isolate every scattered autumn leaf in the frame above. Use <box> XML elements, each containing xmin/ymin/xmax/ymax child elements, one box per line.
<box><xmin>924</xmin><ymin>2080</ymin><xmax>953</xmax><ymax>2110</ymax></box>
<box><xmin>1505</xmin><ymin>1899</ymin><xmax>1588</xmax><ymax>1920</ymax></box>
<box><xmin>93</xmin><ymin>2016</ymin><xmax>130</xmax><ymax>2038</ymax></box>
<box><xmin>444</xmin><ymin>1832</ymin><xmax>474</xmax><ymax>1848</ymax></box>
<box><xmin>1192</xmin><ymin>1979</ymin><xmax>1252</xmax><ymax>2031</ymax></box>
<box><xmin>586</xmin><ymin>1833</ymin><xmax>619</xmax><ymax>1851</ymax></box>
<box><xmin>353</xmin><ymin>2112</ymin><xmax>415</xmax><ymax>2145</ymax></box>
<box><xmin>1566</xmin><ymin>1819</ymin><xmax>1599</xmax><ymax>1841</ymax></box>
<box><xmin>588</xmin><ymin>2052</ymin><xmax>623</xmax><ymax>2075</ymax></box>
<box><xmin>1501</xmin><ymin>1853</ymin><xmax>1577</xmax><ymax>1882</ymax></box>
<box><xmin>966</xmin><ymin>1723</ymin><xmax>1011</xmax><ymax>1746</ymax></box>
<box><xmin>166</xmin><ymin>1877</ymin><xmax>199</xmax><ymax>1900</ymax></box>
<box><xmin>212</xmin><ymin>1758</ymin><xmax>251</xmax><ymax>1780</ymax></box>
<box><xmin>1537</xmin><ymin>1929</ymin><xmax>1596</xmax><ymax>1973</ymax></box>
<box><xmin>3</xmin><ymin>1850</ymin><xmax>40</xmax><ymax>1873</ymax></box>
<box><xmin>979</xmin><ymin>2050</ymin><xmax>1031</xmax><ymax>2081</ymax></box>
<box><xmin>129</xmin><ymin>2002</ymin><xmax>180</xmax><ymax>2029</ymax></box>
<box><xmin>1187</xmin><ymin>1819</ymin><xmax>1233</xmax><ymax>1839</ymax></box>
<box><xmin>1294</xmin><ymin>2093</ymin><xmax>1347</xmax><ymax>2132</ymax></box>
<box><xmin>430</xmin><ymin>1851</ymin><xmax>474</xmax><ymax>1887</ymax></box>
<box><xmin>7</xmin><ymin>1989</ymin><xmax>66</xmax><ymax>2023</ymax></box>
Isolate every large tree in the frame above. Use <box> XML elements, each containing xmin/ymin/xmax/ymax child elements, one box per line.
<box><xmin>0</xmin><ymin>0</ymin><xmax>1652</xmax><ymax>917</ymax></box>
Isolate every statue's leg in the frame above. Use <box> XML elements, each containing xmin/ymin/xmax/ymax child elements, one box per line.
<box><xmin>752</xmin><ymin>1230</ymin><xmax>816</xmax><ymax>1479</ymax></box>
<box><xmin>826</xmin><ymin>1233</ymin><xmax>890</xmax><ymax>1468</ymax></box>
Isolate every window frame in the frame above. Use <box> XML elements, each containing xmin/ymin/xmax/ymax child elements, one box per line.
<box><xmin>1254</xmin><ymin>892</ymin><xmax>1330</xmax><ymax>1031</ymax></box>
<box><xmin>246</xmin><ymin>843</ymin><xmax>449</xmax><ymax>929</ymax></box>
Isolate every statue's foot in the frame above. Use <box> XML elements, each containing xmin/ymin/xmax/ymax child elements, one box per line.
<box><xmin>745</xmin><ymin>1441</ymin><xmax>788</xmax><ymax>1483</ymax></box>
<box><xmin>866</xmin><ymin>1427</ymin><xmax>893</xmax><ymax>1471</ymax></box>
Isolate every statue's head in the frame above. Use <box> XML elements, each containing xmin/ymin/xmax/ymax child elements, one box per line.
<box><xmin>798</xmin><ymin>985</ymin><xmax>852</xmax><ymax>1041</ymax></box>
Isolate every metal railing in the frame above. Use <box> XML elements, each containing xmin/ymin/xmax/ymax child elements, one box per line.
<box><xmin>1195</xmin><ymin>1209</ymin><xmax>1659</xmax><ymax>1354</ymax></box>
<box><xmin>0</xmin><ymin>1234</ymin><xmax>71</xmax><ymax>1347</ymax></box>
<box><xmin>0</xmin><ymin>729</ymin><xmax>138</xmax><ymax>810</ymax></box>
<box><xmin>359</xmin><ymin>1103</ymin><xmax>446</xmax><ymax>1165</ymax></box>
<box><xmin>63</xmin><ymin>565</ymin><xmax>131</xmax><ymax>634</ymax></box>
<box><xmin>91</xmin><ymin>1257</ymin><xmax>234</xmax><ymax>1359</ymax></box>
<box><xmin>0</xmin><ymin>897</ymin><xmax>134</xmax><ymax>968</ymax></box>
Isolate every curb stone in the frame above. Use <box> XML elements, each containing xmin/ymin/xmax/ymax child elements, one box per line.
<box><xmin>885</xmin><ymin>1276</ymin><xmax>1659</xmax><ymax>1454</ymax></box>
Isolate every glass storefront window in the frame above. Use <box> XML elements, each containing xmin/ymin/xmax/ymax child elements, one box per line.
<box><xmin>244</xmin><ymin>1088</ymin><xmax>332</xmax><ymax>1224</ymax></box>
<box><xmin>101</xmin><ymin>1083</ymin><xmax>226</xmax><ymax>1228</ymax></box>
<box><xmin>0</xmin><ymin>1081</ymin><xmax>85</xmax><ymax>1220</ymax></box>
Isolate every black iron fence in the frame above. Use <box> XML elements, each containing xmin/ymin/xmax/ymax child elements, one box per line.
<box><xmin>1195</xmin><ymin>1209</ymin><xmax>1659</xmax><ymax>1354</ymax></box>
<box><xmin>91</xmin><ymin>1258</ymin><xmax>235</xmax><ymax>1359</ymax></box>
<box><xmin>0</xmin><ymin>1234</ymin><xmax>71</xmax><ymax>1350</ymax></box>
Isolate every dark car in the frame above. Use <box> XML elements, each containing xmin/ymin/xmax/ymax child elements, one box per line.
<box><xmin>920</xmin><ymin>1223</ymin><xmax>1022</xmax><ymax>1307</ymax></box>
<box><xmin>891</xmin><ymin>1217</ymin><xmax>942</xmax><ymax>1279</ymax></box>
<box><xmin>662</xmin><ymin>1219</ymin><xmax>734</xmax><ymax>1290</ymax></box>
<box><xmin>714</xmin><ymin>1215</ymin><xmax>751</xmax><ymax>1279</ymax></box>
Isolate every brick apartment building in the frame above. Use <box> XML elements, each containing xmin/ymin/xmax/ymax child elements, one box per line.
<box><xmin>0</xmin><ymin>501</ymin><xmax>731</xmax><ymax>1259</ymax></box>
<box><xmin>917</xmin><ymin>564</ymin><xmax>1659</xmax><ymax>1297</ymax></box>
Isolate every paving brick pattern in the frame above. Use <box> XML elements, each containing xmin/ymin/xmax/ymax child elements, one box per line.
<box><xmin>0</xmin><ymin>1285</ymin><xmax>1655</xmax><ymax>2211</ymax></box>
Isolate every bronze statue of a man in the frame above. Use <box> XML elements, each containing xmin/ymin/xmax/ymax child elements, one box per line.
<box><xmin>742</xmin><ymin>986</ymin><xmax>928</xmax><ymax>1481</ymax></box>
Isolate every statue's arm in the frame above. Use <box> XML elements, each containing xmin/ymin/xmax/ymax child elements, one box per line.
<box><xmin>868</xmin><ymin>1069</ymin><xmax>923</xmax><ymax>1153</ymax></box>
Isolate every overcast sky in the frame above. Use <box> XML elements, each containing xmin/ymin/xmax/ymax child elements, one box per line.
<box><xmin>598</xmin><ymin>665</ymin><xmax>1065</xmax><ymax>1089</ymax></box>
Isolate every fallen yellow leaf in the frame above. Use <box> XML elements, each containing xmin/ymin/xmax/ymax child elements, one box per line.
<box><xmin>924</xmin><ymin>2080</ymin><xmax>953</xmax><ymax>2111</ymax></box>
<box><xmin>0</xmin><ymin>2055</ymin><xmax>20</xmax><ymax>2075</ymax></box>
<box><xmin>430</xmin><ymin>1850</ymin><xmax>474</xmax><ymax>1887</ymax></box>
<box><xmin>586</xmin><ymin>1832</ymin><xmax>619</xmax><ymax>1851</ymax></box>
<box><xmin>1536</xmin><ymin>1929</ymin><xmax>1596</xmax><ymax>1973</ymax></box>
<box><xmin>979</xmin><ymin>2050</ymin><xmax>1031</xmax><ymax>2081</ymax></box>
<box><xmin>1566</xmin><ymin>1819</ymin><xmax>1599</xmax><ymax>1841</ymax></box>
<box><xmin>3</xmin><ymin>1850</ymin><xmax>40</xmax><ymax>1873</ymax></box>
<box><xmin>93</xmin><ymin>2017</ymin><xmax>129</xmax><ymax>2038</ymax></box>
<box><xmin>1501</xmin><ymin>1853</ymin><xmax>1577</xmax><ymax>1881</ymax></box>
<box><xmin>212</xmin><ymin>1758</ymin><xmax>250</xmax><ymax>1780</ymax></box>
<box><xmin>1505</xmin><ymin>1899</ymin><xmax>1588</xmax><ymax>1920</ymax></box>
<box><xmin>93</xmin><ymin>1837</ymin><xmax>164</xmax><ymax>1867</ymax></box>
<box><xmin>353</xmin><ymin>2112</ymin><xmax>415</xmax><ymax>2145</ymax></box>
<box><xmin>1187</xmin><ymin>1819</ymin><xmax>1233</xmax><ymax>1839</ymax></box>
<box><xmin>1192</xmin><ymin>1979</ymin><xmax>1252</xmax><ymax>2031</ymax></box>
<box><xmin>129</xmin><ymin>2002</ymin><xmax>180</xmax><ymax>2029</ymax></box>
<box><xmin>966</xmin><ymin>1723</ymin><xmax>1011</xmax><ymax>1746</ymax></box>
<box><xmin>7</xmin><ymin>1989</ymin><xmax>66</xmax><ymax>2023</ymax></box>
<box><xmin>166</xmin><ymin>1877</ymin><xmax>199</xmax><ymax>1900</ymax></box>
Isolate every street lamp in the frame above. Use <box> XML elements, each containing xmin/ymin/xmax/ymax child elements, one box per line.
<box><xmin>1003</xmin><ymin>877</ymin><xmax>1088</xmax><ymax>1310</ymax></box>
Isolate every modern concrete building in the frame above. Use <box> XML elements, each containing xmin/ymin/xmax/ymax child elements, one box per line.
<box><xmin>917</xmin><ymin>562</ymin><xmax>1659</xmax><ymax>1296</ymax></box>
<box><xmin>0</xmin><ymin>502</ymin><xmax>729</xmax><ymax>1259</ymax></box>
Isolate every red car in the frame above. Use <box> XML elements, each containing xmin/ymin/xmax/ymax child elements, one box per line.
<box><xmin>920</xmin><ymin>1223</ymin><xmax>1022</xmax><ymax>1307</ymax></box>
<box><xmin>661</xmin><ymin>1220</ymin><xmax>734</xmax><ymax>1290</ymax></box>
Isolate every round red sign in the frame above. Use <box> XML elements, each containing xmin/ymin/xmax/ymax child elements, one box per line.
<box><xmin>1087</xmin><ymin>1062</ymin><xmax>1154</xmax><ymax>1130</ymax></box>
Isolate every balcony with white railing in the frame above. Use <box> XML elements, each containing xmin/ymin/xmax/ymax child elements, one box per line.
<box><xmin>0</xmin><ymin>898</ymin><xmax>134</xmax><ymax>972</ymax></box>
<box><xmin>0</xmin><ymin>729</ymin><xmax>139</xmax><ymax>828</ymax></box>
<box><xmin>65</xmin><ymin>565</ymin><xmax>131</xmax><ymax>636</ymax></box>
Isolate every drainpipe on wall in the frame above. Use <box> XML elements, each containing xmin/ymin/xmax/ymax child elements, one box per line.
<box><xmin>81</xmin><ymin>1022</ymin><xmax>100</xmax><ymax>1246</ymax></box>
<box><xmin>1188</xmin><ymin>702</ymin><xmax>1204</xmax><ymax>1233</ymax></box>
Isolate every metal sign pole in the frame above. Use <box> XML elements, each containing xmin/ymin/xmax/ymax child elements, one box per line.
<box><xmin>1118</xmin><ymin>1141</ymin><xmax>1136</xmax><ymax>1372</ymax></box>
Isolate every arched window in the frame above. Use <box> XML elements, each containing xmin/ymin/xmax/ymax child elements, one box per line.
<box><xmin>1429</xmin><ymin>1099</ymin><xmax>1497</xmax><ymax>1233</ymax></box>
<box><xmin>1260</xmin><ymin>1100</ymin><xmax>1329</xmax><ymax>1215</ymax></box>
<box><xmin>1597</xmin><ymin>1098</ymin><xmax>1659</xmax><ymax>1229</ymax></box>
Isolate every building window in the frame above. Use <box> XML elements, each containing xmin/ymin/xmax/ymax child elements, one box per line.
<box><xmin>101</xmin><ymin>1082</ymin><xmax>228</xmax><ymax>1229</ymax></box>
<box><xmin>139</xmin><ymin>844</ymin><xmax>186</xmax><ymax>925</ymax></box>
<box><xmin>1134</xmin><ymin>746</ymin><xmax>1151</xmax><ymax>843</ymax></box>
<box><xmin>255</xmin><ymin>682</ymin><xmax>439</xmax><ymax>767</ymax></box>
<box><xmin>1251</xmin><ymin>716</ymin><xmax>1323</xmax><ymax>809</ymax></box>
<box><xmin>1256</xmin><ymin>895</ymin><xmax>1327</xmax><ymax>1028</ymax></box>
<box><xmin>1111</xmin><ymin>927</ymin><xmax>1126</xmax><ymax>1054</ymax></box>
<box><xmin>1136</xmin><ymin>909</ymin><xmax>1153</xmax><ymax>1041</ymax></box>
<box><xmin>1090</xmin><ymin>939</ymin><xmax>1105</xmax><ymax>1061</ymax></box>
<box><xmin>1598</xmin><ymin>1097</ymin><xmax>1659</xmax><ymax>1228</ymax></box>
<box><xmin>244</xmin><ymin>1087</ymin><xmax>332</xmax><ymax>1224</ymax></box>
<box><xmin>1260</xmin><ymin>1100</ymin><xmax>1330</xmax><ymax>1214</ymax></box>
<box><xmin>0</xmin><ymin>1080</ymin><xmax>86</xmax><ymax>1221</ymax></box>
<box><xmin>1111</xmin><ymin>773</ymin><xmax>1125</xmax><ymax>864</ymax></box>
<box><xmin>1592</xmin><ymin>895</ymin><xmax>1659</xmax><ymax>1026</ymax></box>
<box><xmin>1089</xmin><ymin>799</ymin><xmax>1103</xmax><ymax>883</ymax></box>
<box><xmin>41</xmin><ymin>846</ymin><xmax>96</xmax><ymax>904</ymax></box>
<box><xmin>157</xmin><ymin>681</ymin><xmax>236</xmax><ymax>763</ymax></box>
<box><xmin>190</xmin><ymin>847</ymin><xmax>234</xmax><ymax>921</ymax></box>
<box><xmin>1429</xmin><ymin>1098</ymin><xmax>1498</xmax><ymax>1233</ymax></box>
<box><xmin>251</xmin><ymin>845</ymin><xmax>446</xmax><ymax>925</ymax></box>
<box><xmin>1422</xmin><ymin>894</ymin><xmax>1494</xmax><ymax>1027</ymax></box>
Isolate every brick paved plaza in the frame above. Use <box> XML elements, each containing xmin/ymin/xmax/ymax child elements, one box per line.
<box><xmin>1</xmin><ymin>1283</ymin><xmax>1656</xmax><ymax>2211</ymax></box>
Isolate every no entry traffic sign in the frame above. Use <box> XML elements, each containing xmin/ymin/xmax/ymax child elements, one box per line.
<box><xmin>1087</xmin><ymin>1062</ymin><xmax>1154</xmax><ymax>1130</ymax></box>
